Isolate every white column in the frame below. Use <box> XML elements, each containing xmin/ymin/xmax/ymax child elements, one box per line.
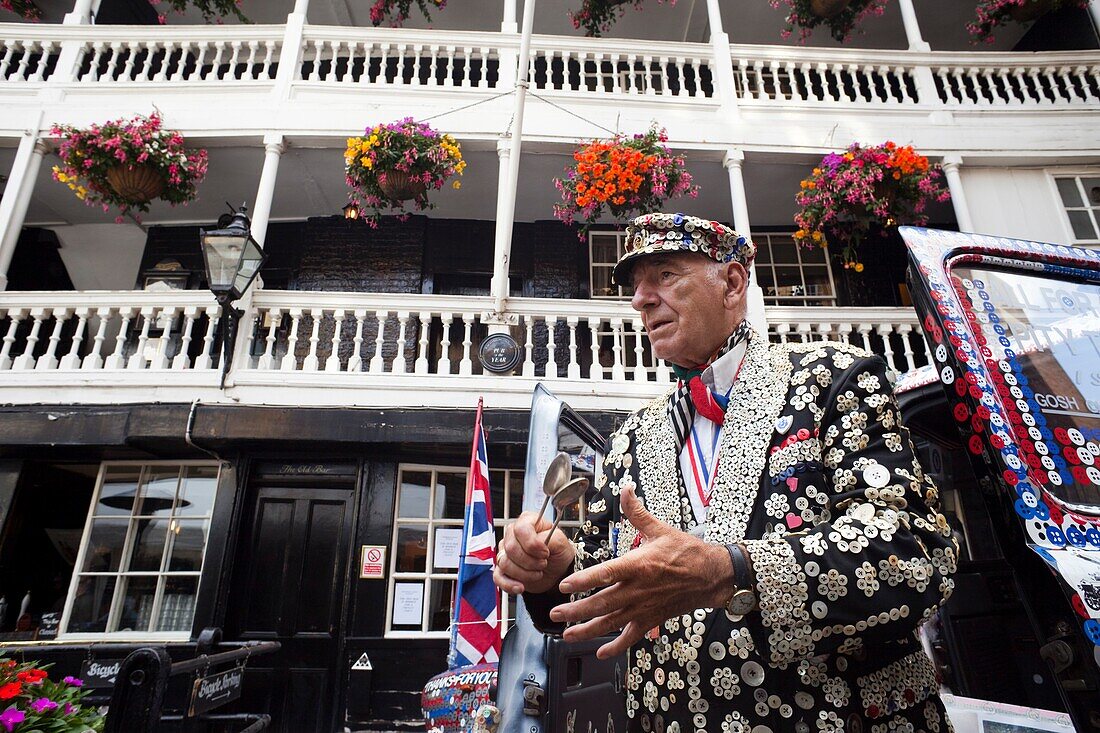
<box><xmin>896</xmin><ymin>0</ymin><xmax>930</xmax><ymax>51</ymax></box>
<box><xmin>0</xmin><ymin>139</ymin><xmax>46</xmax><ymax>292</ymax></box>
<box><xmin>489</xmin><ymin>140</ymin><xmax>512</xmax><ymax>330</ymax></box>
<box><xmin>251</xmin><ymin>136</ymin><xmax>286</xmax><ymax>247</ymax></box>
<box><xmin>941</xmin><ymin>155</ymin><xmax>974</xmax><ymax>234</ymax></box>
<box><xmin>273</xmin><ymin>6</ymin><xmax>308</xmax><ymax>99</ymax></box>
<box><xmin>723</xmin><ymin>150</ymin><xmax>765</xmax><ymax>332</ymax></box>
<box><xmin>502</xmin><ymin>0</ymin><xmax>517</xmax><ymax>33</ymax></box>
<box><xmin>63</xmin><ymin>0</ymin><xmax>94</xmax><ymax>23</ymax></box>
<box><xmin>1089</xmin><ymin>1</ymin><xmax>1100</xmax><ymax>34</ymax></box>
<box><xmin>705</xmin><ymin>0</ymin><xmax>739</xmax><ymax>116</ymax></box>
<box><xmin>293</xmin><ymin>0</ymin><xmax>309</xmax><ymax>15</ymax></box>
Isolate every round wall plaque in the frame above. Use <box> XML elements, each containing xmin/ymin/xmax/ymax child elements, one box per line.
<box><xmin>479</xmin><ymin>333</ymin><xmax>521</xmax><ymax>374</ymax></box>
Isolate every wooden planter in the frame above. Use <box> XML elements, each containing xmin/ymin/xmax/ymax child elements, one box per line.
<box><xmin>106</xmin><ymin>164</ymin><xmax>166</xmax><ymax>203</ymax></box>
<box><xmin>810</xmin><ymin>0</ymin><xmax>851</xmax><ymax>19</ymax></box>
<box><xmin>378</xmin><ymin>170</ymin><xmax>427</xmax><ymax>201</ymax></box>
<box><xmin>1008</xmin><ymin>0</ymin><xmax>1056</xmax><ymax>22</ymax></box>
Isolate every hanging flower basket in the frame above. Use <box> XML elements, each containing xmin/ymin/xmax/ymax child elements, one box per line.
<box><xmin>50</xmin><ymin>112</ymin><xmax>208</xmax><ymax>223</ymax></box>
<box><xmin>106</xmin><ymin>164</ymin><xmax>166</xmax><ymax>203</ymax></box>
<box><xmin>769</xmin><ymin>0</ymin><xmax>887</xmax><ymax>42</ymax></box>
<box><xmin>344</xmin><ymin>118</ymin><xmax>465</xmax><ymax>227</ymax></box>
<box><xmin>792</xmin><ymin>141</ymin><xmax>951</xmax><ymax>271</ymax></box>
<box><xmin>568</xmin><ymin>0</ymin><xmax>673</xmax><ymax>37</ymax></box>
<box><xmin>0</xmin><ymin>657</ymin><xmax>106</xmax><ymax>732</ymax></box>
<box><xmin>368</xmin><ymin>0</ymin><xmax>447</xmax><ymax>26</ymax></box>
<box><xmin>968</xmin><ymin>0</ymin><xmax>1088</xmax><ymax>42</ymax></box>
<box><xmin>553</xmin><ymin>125</ymin><xmax>699</xmax><ymax>239</ymax></box>
<box><xmin>810</xmin><ymin>0</ymin><xmax>851</xmax><ymax>18</ymax></box>
<box><xmin>0</xmin><ymin>0</ymin><xmax>41</xmax><ymax>21</ymax></box>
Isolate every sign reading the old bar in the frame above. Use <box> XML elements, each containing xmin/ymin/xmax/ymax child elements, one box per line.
<box><xmin>80</xmin><ymin>659</ymin><xmax>123</xmax><ymax>689</ymax></box>
<box><xmin>478</xmin><ymin>333</ymin><xmax>521</xmax><ymax>374</ymax></box>
<box><xmin>189</xmin><ymin>667</ymin><xmax>244</xmax><ymax>717</ymax></box>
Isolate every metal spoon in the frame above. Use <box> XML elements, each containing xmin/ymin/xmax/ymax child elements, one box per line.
<box><xmin>534</xmin><ymin>451</ymin><xmax>572</xmax><ymax>527</ymax></box>
<box><xmin>544</xmin><ymin>476</ymin><xmax>590</xmax><ymax>546</ymax></box>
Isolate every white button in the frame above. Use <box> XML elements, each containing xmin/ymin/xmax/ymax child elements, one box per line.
<box><xmin>1077</xmin><ymin>447</ymin><xmax>1095</xmax><ymax>466</ymax></box>
<box><xmin>1068</xmin><ymin>429</ymin><xmax>1085</xmax><ymax>446</ymax></box>
<box><xmin>741</xmin><ymin>661</ymin><xmax>765</xmax><ymax>686</ymax></box>
<box><xmin>863</xmin><ymin>464</ymin><xmax>891</xmax><ymax>488</ymax></box>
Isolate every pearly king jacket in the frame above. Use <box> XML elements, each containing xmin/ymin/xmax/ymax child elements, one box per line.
<box><xmin>532</xmin><ymin>330</ymin><xmax>960</xmax><ymax>733</ymax></box>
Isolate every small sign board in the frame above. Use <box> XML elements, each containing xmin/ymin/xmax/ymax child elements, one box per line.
<box><xmin>37</xmin><ymin>612</ymin><xmax>60</xmax><ymax>640</ymax></box>
<box><xmin>352</xmin><ymin>652</ymin><xmax>373</xmax><ymax>671</ymax></box>
<box><xmin>478</xmin><ymin>333</ymin><xmax>521</xmax><ymax>374</ymax></box>
<box><xmin>360</xmin><ymin>545</ymin><xmax>386</xmax><ymax>579</ymax></box>
<box><xmin>189</xmin><ymin>667</ymin><xmax>243</xmax><ymax>717</ymax></box>
<box><xmin>80</xmin><ymin>659</ymin><xmax>123</xmax><ymax>689</ymax></box>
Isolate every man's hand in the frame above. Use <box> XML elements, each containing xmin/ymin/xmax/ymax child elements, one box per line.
<box><xmin>548</xmin><ymin>486</ymin><xmax>734</xmax><ymax>660</ymax></box>
<box><xmin>494</xmin><ymin>509</ymin><xmax>577</xmax><ymax>596</ymax></box>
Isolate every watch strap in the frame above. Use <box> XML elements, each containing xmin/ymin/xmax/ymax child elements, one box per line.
<box><xmin>726</xmin><ymin>543</ymin><xmax>752</xmax><ymax>591</ymax></box>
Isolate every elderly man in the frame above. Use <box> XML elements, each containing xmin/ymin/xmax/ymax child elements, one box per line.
<box><xmin>494</xmin><ymin>212</ymin><xmax>958</xmax><ymax>733</ymax></box>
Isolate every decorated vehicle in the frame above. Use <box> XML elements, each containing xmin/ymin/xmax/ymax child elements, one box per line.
<box><xmin>491</xmin><ymin>228</ymin><xmax>1099</xmax><ymax>733</ymax></box>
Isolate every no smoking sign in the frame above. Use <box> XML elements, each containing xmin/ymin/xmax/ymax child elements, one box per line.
<box><xmin>359</xmin><ymin>545</ymin><xmax>387</xmax><ymax>579</ymax></box>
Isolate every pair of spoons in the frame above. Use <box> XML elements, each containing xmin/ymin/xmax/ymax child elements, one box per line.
<box><xmin>533</xmin><ymin>451</ymin><xmax>589</xmax><ymax>546</ymax></box>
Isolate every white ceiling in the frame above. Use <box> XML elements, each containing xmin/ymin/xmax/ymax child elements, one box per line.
<box><xmin>22</xmin><ymin>0</ymin><xmax>1030</xmax><ymax>51</ymax></box>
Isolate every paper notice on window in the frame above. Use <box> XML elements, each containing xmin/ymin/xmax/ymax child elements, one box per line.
<box><xmin>393</xmin><ymin>582</ymin><xmax>424</xmax><ymax>626</ymax></box>
<box><xmin>433</xmin><ymin>528</ymin><xmax>463</xmax><ymax>569</ymax></box>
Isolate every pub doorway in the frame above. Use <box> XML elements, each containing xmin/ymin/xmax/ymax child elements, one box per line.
<box><xmin>224</xmin><ymin>462</ymin><xmax>358</xmax><ymax>733</ymax></box>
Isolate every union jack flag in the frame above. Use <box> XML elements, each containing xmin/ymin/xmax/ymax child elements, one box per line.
<box><xmin>449</xmin><ymin>398</ymin><xmax>501</xmax><ymax>669</ymax></box>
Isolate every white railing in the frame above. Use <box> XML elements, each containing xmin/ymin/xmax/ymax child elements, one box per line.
<box><xmin>0</xmin><ymin>291</ymin><xmax>930</xmax><ymax>409</ymax></box>
<box><xmin>296</xmin><ymin>26</ymin><xmax>503</xmax><ymax>89</ymax></box>
<box><xmin>2</xmin><ymin>22</ymin><xmax>1094</xmax><ymax>113</ymax></box>
<box><xmin>0</xmin><ymin>291</ymin><xmax>222</xmax><ymax>375</ymax></box>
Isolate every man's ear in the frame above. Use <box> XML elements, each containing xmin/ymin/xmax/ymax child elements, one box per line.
<box><xmin>723</xmin><ymin>262</ymin><xmax>749</xmax><ymax>310</ymax></box>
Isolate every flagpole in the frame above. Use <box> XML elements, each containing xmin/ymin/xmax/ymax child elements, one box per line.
<box><xmin>449</xmin><ymin>397</ymin><xmax>486</xmax><ymax>668</ymax></box>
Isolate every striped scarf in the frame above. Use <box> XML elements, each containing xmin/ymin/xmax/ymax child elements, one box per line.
<box><xmin>667</xmin><ymin>319</ymin><xmax>751</xmax><ymax>455</ymax></box>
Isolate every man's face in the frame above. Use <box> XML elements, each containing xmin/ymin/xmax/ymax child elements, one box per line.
<box><xmin>629</xmin><ymin>252</ymin><xmax>745</xmax><ymax>367</ymax></box>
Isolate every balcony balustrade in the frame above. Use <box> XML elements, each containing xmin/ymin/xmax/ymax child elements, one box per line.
<box><xmin>0</xmin><ymin>290</ymin><xmax>930</xmax><ymax>410</ymax></box>
<box><xmin>1</xmin><ymin>22</ymin><xmax>1097</xmax><ymax>111</ymax></box>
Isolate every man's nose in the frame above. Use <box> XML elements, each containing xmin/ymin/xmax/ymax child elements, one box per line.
<box><xmin>631</xmin><ymin>279</ymin><xmax>658</xmax><ymax>311</ymax></box>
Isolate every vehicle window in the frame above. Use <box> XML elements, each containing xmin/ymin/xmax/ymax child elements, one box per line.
<box><xmin>950</xmin><ymin>265</ymin><xmax>1100</xmax><ymax>511</ymax></box>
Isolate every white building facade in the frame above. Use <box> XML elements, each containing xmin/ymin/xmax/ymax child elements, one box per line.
<box><xmin>0</xmin><ymin>0</ymin><xmax>1097</xmax><ymax>729</ymax></box>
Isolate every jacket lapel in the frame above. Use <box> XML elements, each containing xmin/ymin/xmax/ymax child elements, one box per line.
<box><xmin>630</xmin><ymin>385</ymin><xmax>684</xmax><ymax>533</ymax></box>
<box><xmin>705</xmin><ymin>331</ymin><xmax>791</xmax><ymax>544</ymax></box>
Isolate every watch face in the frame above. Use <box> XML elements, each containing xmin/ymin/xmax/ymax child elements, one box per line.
<box><xmin>727</xmin><ymin>589</ymin><xmax>757</xmax><ymax>616</ymax></box>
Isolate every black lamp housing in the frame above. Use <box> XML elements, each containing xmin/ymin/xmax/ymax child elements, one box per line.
<box><xmin>200</xmin><ymin>206</ymin><xmax>267</xmax><ymax>303</ymax></box>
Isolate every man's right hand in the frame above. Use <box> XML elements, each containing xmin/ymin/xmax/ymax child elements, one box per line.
<box><xmin>494</xmin><ymin>510</ymin><xmax>576</xmax><ymax>596</ymax></box>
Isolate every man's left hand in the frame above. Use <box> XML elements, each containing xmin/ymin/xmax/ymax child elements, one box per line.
<box><xmin>548</xmin><ymin>485</ymin><xmax>734</xmax><ymax>660</ymax></box>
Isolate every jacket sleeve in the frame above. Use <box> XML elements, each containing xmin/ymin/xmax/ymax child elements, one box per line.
<box><xmin>741</xmin><ymin>353</ymin><xmax>960</xmax><ymax>668</ymax></box>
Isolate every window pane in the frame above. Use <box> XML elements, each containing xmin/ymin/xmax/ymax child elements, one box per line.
<box><xmin>1084</xmin><ymin>178</ymin><xmax>1100</xmax><ymax>206</ymax></box>
<box><xmin>756</xmin><ymin>268</ymin><xmax>775</xmax><ymax>293</ymax></box>
<box><xmin>128</xmin><ymin>517</ymin><xmax>169</xmax><ymax>572</ymax></box>
<box><xmin>489</xmin><ymin>470</ymin><xmax>506</xmax><ymax>522</ymax></box>
<box><xmin>96</xmin><ymin>468</ymin><xmax>142</xmax><ymax>517</ymax></box>
<box><xmin>800</xmin><ymin>243</ymin><xmax>826</xmax><ymax>263</ymax></box>
<box><xmin>590</xmin><ymin>235</ymin><xmax>619</xmax><ymax>263</ymax></box>
<box><xmin>591</xmin><ymin>265</ymin><xmax>615</xmax><ymax>298</ymax></box>
<box><xmin>177</xmin><ymin>466</ymin><xmax>217</xmax><ymax>517</ymax></box>
<box><xmin>508</xmin><ymin>472</ymin><xmax>525</xmax><ymax>519</ymax></box>
<box><xmin>68</xmin><ymin>575</ymin><xmax>116</xmax><ymax>633</ymax></box>
<box><xmin>770</xmin><ymin>240</ymin><xmax>799</xmax><ymax>264</ymax></box>
<box><xmin>81</xmin><ymin>518</ymin><xmax>129</xmax><ymax>573</ymax></box>
<box><xmin>395</xmin><ymin>525</ymin><xmax>428</xmax><ymax>572</ymax></box>
<box><xmin>803</xmin><ymin>268</ymin><xmax>835</xmax><ymax>297</ymax></box>
<box><xmin>165</xmin><ymin>519</ymin><xmax>209</xmax><ymax>572</ymax></box>
<box><xmin>1068</xmin><ymin>210</ymin><xmax>1097</xmax><ymax>240</ymax></box>
<box><xmin>397</xmin><ymin>472</ymin><xmax>432</xmax><ymax>518</ymax></box>
<box><xmin>435</xmin><ymin>472</ymin><xmax>467</xmax><ymax>520</ymax></box>
<box><xmin>774</xmin><ymin>266</ymin><xmax>805</xmax><ymax>296</ymax></box>
<box><xmin>428</xmin><ymin>579</ymin><xmax>456</xmax><ymax>632</ymax></box>
<box><xmin>1056</xmin><ymin>177</ymin><xmax>1082</xmax><ymax>206</ymax></box>
<box><xmin>156</xmin><ymin>576</ymin><xmax>198</xmax><ymax>632</ymax></box>
<box><xmin>116</xmin><ymin>576</ymin><xmax>158</xmax><ymax>633</ymax></box>
<box><xmin>137</xmin><ymin>468</ymin><xmax>180</xmax><ymax>517</ymax></box>
<box><xmin>391</xmin><ymin>582</ymin><xmax>424</xmax><ymax>630</ymax></box>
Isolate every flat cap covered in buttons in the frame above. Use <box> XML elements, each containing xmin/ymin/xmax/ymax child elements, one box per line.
<box><xmin>611</xmin><ymin>211</ymin><xmax>757</xmax><ymax>285</ymax></box>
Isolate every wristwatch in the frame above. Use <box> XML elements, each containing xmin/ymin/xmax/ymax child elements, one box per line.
<box><xmin>723</xmin><ymin>544</ymin><xmax>758</xmax><ymax>616</ymax></box>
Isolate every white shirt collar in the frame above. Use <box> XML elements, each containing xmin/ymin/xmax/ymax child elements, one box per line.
<box><xmin>700</xmin><ymin>338</ymin><xmax>748</xmax><ymax>396</ymax></box>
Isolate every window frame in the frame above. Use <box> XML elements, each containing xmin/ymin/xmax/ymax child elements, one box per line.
<box><xmin>385</xmin><ymin>463</ymin><xmax>582</xmax><ymax>639</ymax></box>
<box><xmin>588</xmin><ymin>230</ymin><xmax>632</xmax><ymax>300</ymax></box>
<box><xmin>1051</xmin><ymin>171</ymin><xmax>1100</xmax><ymax>246</ymax></box>
<box><xmin>58</xmin><ymin>460</ymin><xmax>220</xmax><ymax>642</ymax></box>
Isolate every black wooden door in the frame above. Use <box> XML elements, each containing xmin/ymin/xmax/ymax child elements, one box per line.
<box><xmin>226</xmin><ymin>484</ymin><xmax>355</xmax><ymax>733</ymax></box>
